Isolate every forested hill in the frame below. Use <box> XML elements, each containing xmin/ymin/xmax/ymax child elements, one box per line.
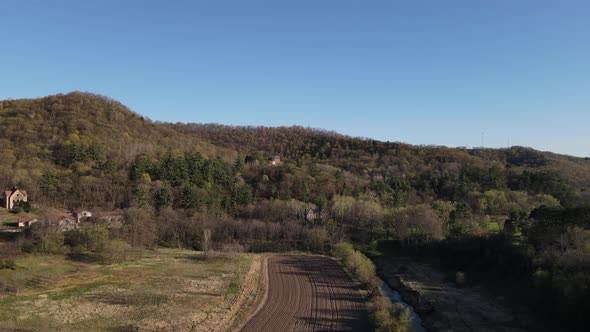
<box><xmin>0</xmin><ymin>92</ymin><xmax>235</xmax><ymax>200</ymax></box>
<box><xmin>0</xmin><ymin>92</ymin><xmax>232</xmax><ymax>163</ymax></box>
<box><xmin>173</xmin><ymin>123</ymin><xmax>590</xmax><ymax>190</ymax></box>
<box><xmin>0</xmin><ymin>92</ymin><xmax>589</xmax><ymax>211</ymax></box>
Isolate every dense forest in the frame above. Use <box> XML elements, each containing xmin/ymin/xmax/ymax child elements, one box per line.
<box><xmin>1</xmin><ymin>92</ymin><xmax>590</xmax><ymax>328</ymax></box>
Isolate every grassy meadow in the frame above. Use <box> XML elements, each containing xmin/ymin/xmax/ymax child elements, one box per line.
<box><xmin>0</xmin><ymin>249</ymin><xmax>262</xmax><ymax>332</ymax></box>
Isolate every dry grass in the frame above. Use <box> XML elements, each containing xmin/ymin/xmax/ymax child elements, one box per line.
<box><xmin>0</xmin><ymin>249</ymin><xmax>262</xmax><ymax>332</ymax></box>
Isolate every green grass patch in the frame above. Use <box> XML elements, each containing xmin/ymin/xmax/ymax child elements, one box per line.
<box><xmin>0</xmin><ymin>295</ymin><xmax>35</xmax><ymax>321</ymax></box>
<box><xmin>225</xmin><ymin>281</ymin><xmax>240</xmax><ymax>296</ymax></box>
<box><xmin>355</xmin><ymin>240</ymin><xmax>383</xmax><ymax>258</ymax></box>
<box><xmin>13</xmin><ymin>255</ymin><xmax>79</xmax><ymax>274</ymax></box>
<box><xmin>488</xmin><ymin>222</ymin><xmax>501</xmax><ymax>233</ymax></box>
<box><xmin>0</xmin><ymin>294</ymin><xmax>34</xmax><ymax>307</ymax></box>
<box><xmin>0</xmin><ymin>255</ymin><xmax>80</xmax><ymax>293</ymax></box>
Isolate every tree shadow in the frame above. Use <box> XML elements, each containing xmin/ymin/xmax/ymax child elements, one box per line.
<box><xmin>109</xmin><ymin>325</ymin><xmax>139</xmax><ymax>332</ymax></box>
<box><xmin>173</xmin><ymin>252</ymin><xmax>231</xmax><ymax>263</ymax></box>
<box><xmin>89</xmin><ymin>291</ymin><xmax>169</xmax><ymax>306</ymax></box>
<box><xmin>66</xmin><ymin>251</ymin><xmax>104</xmax><ymax>264</ymax></box>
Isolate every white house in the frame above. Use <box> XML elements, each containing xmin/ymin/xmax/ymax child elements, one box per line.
<box><xmin>73</xmin><ymin>210</ymin><xmax>93</xmax><ymax>223</ymax></box>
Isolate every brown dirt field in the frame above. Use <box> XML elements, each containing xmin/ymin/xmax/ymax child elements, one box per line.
<box><xmin>240</xmin><ymin>255</ymin><xmax>371</xmax><ymax>332</ymax></box>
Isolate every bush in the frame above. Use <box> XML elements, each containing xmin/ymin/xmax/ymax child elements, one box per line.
<box><xmin>370</xmin><ymin>296</ymin><xmax>413</xmax><ymax>332</ymax></box>
<box><xmin>81</xmin><ymin>224</ymin><xmax>109</xmax><ymax>253</ymax></box>
<box><xmin>388</xmin><ymin>302</ymin><xmax>413</xmax><ymax>332</ymax></box>
<box><xmin>333</xmin><ymin>242</ymin><xmax>354</xmax><ymax>263</ymax></box>
<box><xmin>0</xmin><ymin>259</ymin><xmax>16</xmax><ymax>270</ymax></box>
<box><xmin>334</xmin><ymin>242</ymin><xmax>379</xmax><ymax>290</ymax></box>
<box><xmin>101</xmin><ymin>240</ymin><xmax>131</xmax><ymax>264</ymax></box>
<box><xmin>350</xmin><ymin>250</ymin><xmax>379</xmax><ymax>290</ymax></box>
<box><xmin>333</xmin><ymin>242</ymin><xmax>413</xmax><ymax>331</ymax></box>
<box><xmin>301</xmin><ymin>227</ymin><xmax>329</xmax><ymax>253</ymax></box>
<box><xmin>31</xmin><ymin>229</ymin><xmax>66</xmax><ymax>254</ymax></box>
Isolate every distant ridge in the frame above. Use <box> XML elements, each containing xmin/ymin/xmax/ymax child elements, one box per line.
<box><xmin>1</xmin><ymin>92</ymin><xmax>589</xmax><ymax>209</ymax></box>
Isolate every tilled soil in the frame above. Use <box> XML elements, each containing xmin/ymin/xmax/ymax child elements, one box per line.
<box><xmin>241</xmin><ymin>255</ymin><xmax>371</xmax><ymax>332</ymax></box>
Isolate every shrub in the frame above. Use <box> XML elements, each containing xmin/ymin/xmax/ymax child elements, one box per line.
<box><xmin>302</xmin><ymin>227</ymin><xmax>329</xmax><ymax>253</ymax></box>
<box><xmin>351</xmin><ymin>251</ymin><xmax>379</xmax><ymax>290</ymax></box>
<box><xmin>0</xmin><ymin>259</ymin><xmax>16</xmax><ymax>270</ymax></box>
<box><xmin>369</xmin><ymin>292</ymin><xmax>413</xmax><ymax>332</ymax></box>
<box><xmin>388</xmin><ymin>302</ymin><xmax>413</xmax><ymax>332</ymax></box>
<box><xmin>333</xmin><ymin>242</ymin><xmax>379</xmax><ymax>290</ymax></box>
<box><xmin>333</xmin><ymin>242</ymin><xmax>354</xmax><ymax>262</ymax></box>
<box><xmin>333</xmin><ymin>242</ymin><xmax>413</xmax><ymax>332</ymax></box>
<box><xmin>31</xmin><ymin>229</ymin><xmax>66</xmax><ymax>254</ymax></box>
<box><xmin>101</xmin><ymin>240</ymin><xmax>131</xmax><ymax>264</ymax></box>
<box><xmin>81</xmin><ymin>224</ymin><xmax>109</xmax><ymax>253</ymax></box>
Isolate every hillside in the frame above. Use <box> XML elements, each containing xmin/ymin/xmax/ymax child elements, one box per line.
<box><xmin>0</xmin><ymin>92</ymin><xmax>235</xmax><ymax>207</ymax></box>
<box><xmin>175</xmin><ymin>123</ymin><xmax>590</xmax><ymax>190</ymax></box>
<box><xmin>1</xmin><ymin>92</ymin><xmax>588</xmax><ymax>212</ymax></box>
<box><xmin>0</xmin><ymin>91</ymin><xmax>233</xmax><ymax>163</ymax></box>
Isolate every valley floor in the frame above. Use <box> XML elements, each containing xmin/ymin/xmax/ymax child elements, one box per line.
<box><xmin>0</xmin><ymin>249</ymin><xmax>263</xmax><ymax>332</ymax></box>
<box><xmin>375</xmin><ymin>255</ymin><xmax>548</xmax><ymax>332</ymax></box>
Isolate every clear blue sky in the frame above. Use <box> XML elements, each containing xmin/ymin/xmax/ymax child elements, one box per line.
<box><xmin>1</xmin><ymin>0</ymin><xmax>589</xmax><ymax>157</ymax></box>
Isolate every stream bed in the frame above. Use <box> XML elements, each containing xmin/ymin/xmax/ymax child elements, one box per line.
<box><xmin>380</xmin><ymin>280</ymin><xmax>427</xmax><ymax>332</ymax></box>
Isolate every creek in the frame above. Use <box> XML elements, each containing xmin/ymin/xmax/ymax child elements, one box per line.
<box><xmin>380</xmin><ymin>280</ymin><xmax>427</xmax><ymax>332</ymax></box>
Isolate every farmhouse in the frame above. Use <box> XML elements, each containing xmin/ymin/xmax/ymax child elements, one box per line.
<box><xmin>2</xmin><ymin>187</ymin><xmax>28</xmax><ymax>210</ymax></box>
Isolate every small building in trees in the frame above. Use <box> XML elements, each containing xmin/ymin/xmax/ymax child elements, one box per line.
<box><xmin>269</xmin><ymin>155</ymin><xmax>282</xmax><ymax>166</ymax></box>
<box><xmin>58</xmin><ymin>216</ymin><xmax>78</xmax><ymax>231</ymax></box>
<box><xmin>73</xmin><ymin>209</ymin><xmax>93</xmax><ymax>223</ymax></box>
<box><xmin>17</xmin><ymin>217</ymin><xmax>38</xmax><ymax>228</ymax></box>
<box><xmin>305</xmin><ymin>208</ymin><xmax>322</xmax><ymax>222</ymax></box>
<box><xmin>3</xmin><ymin>187</ymin><xmax>28</xmax><ymax>210</ymax></box>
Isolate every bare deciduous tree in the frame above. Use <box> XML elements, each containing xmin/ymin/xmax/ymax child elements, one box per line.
<box><xmin>202</xmin><ymin>228</ymin><xmax>212</xmax><ymax>258</ymax></box>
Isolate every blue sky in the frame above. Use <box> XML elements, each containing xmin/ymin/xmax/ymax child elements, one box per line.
<box><xmin>1</xmin><ymin>0</ymin><xmax>589</xmax><ymax>157</ymax></box>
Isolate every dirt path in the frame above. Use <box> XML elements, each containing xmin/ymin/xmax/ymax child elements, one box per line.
<box><xmin>218</xmin><ymin>254</ymin><xmax>265</xmax><ymax>332</ymax></box>
<box><xmin>240</xmin><ymin>255</ymin><xmax>371</xmax><ymax>332</ymax></box>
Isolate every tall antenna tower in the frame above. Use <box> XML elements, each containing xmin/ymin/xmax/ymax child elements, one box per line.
<box><xmin>481</xmin><ymin>131</ymin><xmax>485</xmax><ymax>148</ymax></box>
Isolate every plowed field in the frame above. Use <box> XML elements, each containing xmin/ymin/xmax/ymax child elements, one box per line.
<box><xmin>241</xmin><ymin>255</ymin><xmax>371</xmax><ymax>332</ymax></box>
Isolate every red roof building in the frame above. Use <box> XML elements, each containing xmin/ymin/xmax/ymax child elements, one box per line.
<box><xmin>2</xmin><ymin>187</ymin><xmax>28</xmax><ymax>210</ymax></box>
